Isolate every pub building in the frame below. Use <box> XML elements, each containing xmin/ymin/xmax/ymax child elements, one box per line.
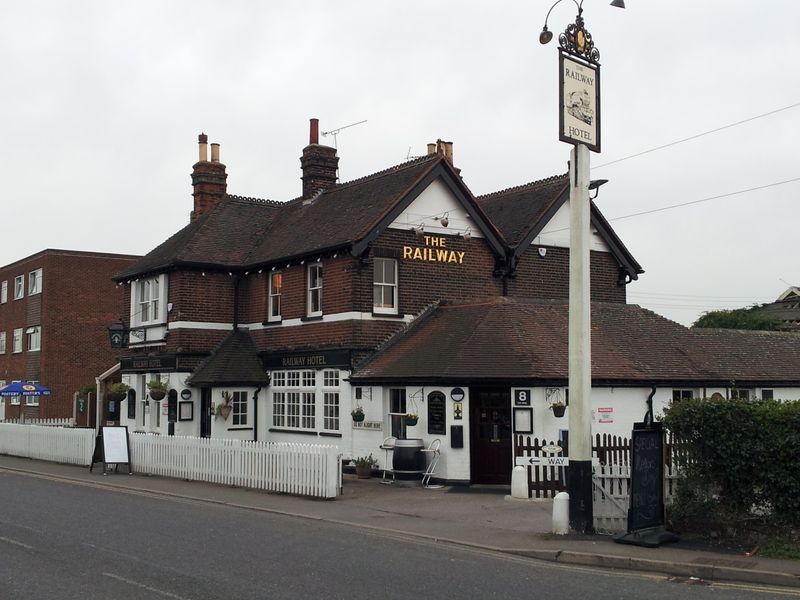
<box><xmin>108</xmin><ymin>120</ymin><xmax>800</xmax><ymax>488</ymax></box>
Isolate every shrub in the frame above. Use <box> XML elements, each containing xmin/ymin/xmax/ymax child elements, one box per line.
<box><xmin>663</xmin><ymin>397</ymin><xmax>800</xmax><ymax>530</ymax></box>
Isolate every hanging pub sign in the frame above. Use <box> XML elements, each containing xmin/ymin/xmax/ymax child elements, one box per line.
<box><xmin>557</xmin><ymin>10</ymin><xmax>601</xmax><ymax>152</ymax></box>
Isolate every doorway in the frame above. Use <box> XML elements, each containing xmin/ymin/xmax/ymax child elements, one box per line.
<box><xmin>470</xmin><ymin>387</ymin><xmax>512</xmax><ymax>484</ymax></box>
<box><xmin>200</xmin><ymin>387</ymin><xmax>212</xmax><ymax>438</ymax></box>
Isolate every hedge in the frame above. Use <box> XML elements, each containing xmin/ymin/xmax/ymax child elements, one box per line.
<box><xmin>663</xmin><ymin>397</ymin><xmax>800</xmax><ymax>527</ymax></box>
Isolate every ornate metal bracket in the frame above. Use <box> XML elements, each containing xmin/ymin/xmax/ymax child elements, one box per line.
<box><xmin>559</xmin><ymin>8</ymin><xmax>600</xmax><ymax>64</ymax></box>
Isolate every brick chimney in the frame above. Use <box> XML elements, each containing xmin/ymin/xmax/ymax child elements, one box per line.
<box><xmin>300</xmin><ymin>118</ymin><xmax>339</xmax><ymax>199</ymax></box>
<box><xmin>191</xmin><ymin>133</ymin><xmax>228</xmax><ymax>221</ymax></box>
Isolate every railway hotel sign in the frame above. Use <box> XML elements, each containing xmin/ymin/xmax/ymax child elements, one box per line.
<box><xmin>557</xmin><ymin>11</ymin><xmax>601</xmax><ymax>152</ymax></box>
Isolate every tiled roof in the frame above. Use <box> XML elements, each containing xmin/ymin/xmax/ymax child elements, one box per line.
<box><xmin>351</xmin><ymin>297</ymin><xmax>800</xmax><ymax>384</ymax></box>
<box><xmin>691</xmin><ymin>328</ymin><xmax>800</xmax><ymax>382</ymax></box>
<box><xmin>188</xmin><ymin>329</ymin><xmax>270</xmax><ymax>386</ymax></box>
<box><xmin>476</xmin><ymin>175</ymin><xmax>569</xmax><ymax>247</ymax></box>
<box><xmin>116</xmin><ymin>156</ymin><xmax>440</xmax><ymax>280</ymax></box>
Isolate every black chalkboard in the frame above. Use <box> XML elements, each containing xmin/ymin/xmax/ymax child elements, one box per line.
<box><xmin>427</xmin><ymin>391</ymin><xmax>446</xmax><ymax>435</ymax></box>
<box><xmin>627</xmin><ymin>422</ymin><xmax>665</xmax><ymax>532</ymax></box>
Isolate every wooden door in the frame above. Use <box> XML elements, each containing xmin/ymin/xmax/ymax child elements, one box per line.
<box><xmin>470</xmin><ymin>388</ymin><xmax>512</xmax><ymax>484</ymax></box>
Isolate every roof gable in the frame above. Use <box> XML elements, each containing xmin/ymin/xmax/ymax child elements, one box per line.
<box><xmin>188</xmin><ymin>329</ymin><xmax>270</xmax><ymax>386</ymax></box>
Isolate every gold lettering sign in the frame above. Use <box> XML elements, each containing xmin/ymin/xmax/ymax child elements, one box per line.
<box><xmin>402</xmin><ymin>235</ymin><xmax>465</xmax><ymax>265</ymax></box>
<box><xmin>281</xmin><ymin>355</ymin><xmax>327</xmax><ymax>368</ymax></box>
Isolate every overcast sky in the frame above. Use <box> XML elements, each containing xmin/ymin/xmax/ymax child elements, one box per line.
<box><xmin>2</xmin><ymin>1</ymin><xmax>798</xmax><ymax>326</ymax></box>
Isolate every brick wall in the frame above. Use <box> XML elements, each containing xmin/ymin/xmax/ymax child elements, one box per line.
<box><xmin>0</xmin><ymin>250</ymin><xmax>139</xmax><ymax>419</ymax></box>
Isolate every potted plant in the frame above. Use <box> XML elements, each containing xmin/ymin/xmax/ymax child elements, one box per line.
<box><xmin>351</xmin><ymin>406</ymin><xmax>365</xmax><ymax>422</ymax></box>
<box><xmin>147</xmin><ymin>379</ymin><xmax>168</xmax><ymax>401</ymax></box>
<box><xmin>404</xmin><ymin>412</ymin><xmax>419</xmax><ymax>426</ymax></box>
<box><xmin>106</xmin><ymin>382</ymin><xmax>130</xmax><ymax>403</ymax></box>
<box><xmin>550</xmin><ymin>400</ymin><xmax>566</xmax><ymax>418</ymax></box>
<box><xmin>352</xmin><ymin>454</ymin><xmax>378</xmax><ymax>478</ymax></box>
<box><xmin>216</xmin><ymin>391</ymin><xmax>233</xmax><ymax>420</ymax></box>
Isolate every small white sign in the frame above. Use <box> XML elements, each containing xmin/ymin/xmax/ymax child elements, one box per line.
<box><xmin>516</xmin><ymin>456</ymin><xmax>569</xmax><ymax>467</ymax></box>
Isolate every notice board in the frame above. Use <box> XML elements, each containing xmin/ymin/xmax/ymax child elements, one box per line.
<box><xmin>90</xmin><ymin>426</ymin><xmax>132</xmax><ymax>474</ymax></box>
<box><xmin>627</xmin><ymin>422</ymin><xmax>665</xmax><ymax>532</ymax></box>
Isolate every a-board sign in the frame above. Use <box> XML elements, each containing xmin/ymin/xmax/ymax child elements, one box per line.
<box><xmin>627</xmin><ymin>422</ymin><xmax>665</xmax><ymax>532</ymax></box>
<box><xmin>102</xmin><ymin>426</ymin><xmax>130</xmax><ymax>463</ymax></box>
<box><xmin>89</xmin><ymin>426</ymin><xmax>132</xmax><ymax>474</ymax></box>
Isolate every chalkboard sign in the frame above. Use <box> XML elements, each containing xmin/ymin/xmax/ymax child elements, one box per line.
<box><xmin>427</xmin><ymin>391</ymin><xmax>446</xmax><ymax>435</ymax></box>
<box><xmin>627</xmin><ymin>422</ymin><xmax>665</xmax><ymax>532</ymax></box>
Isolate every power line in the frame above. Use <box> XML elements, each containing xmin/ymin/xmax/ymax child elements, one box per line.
<box><xmin>628</xmin><ymin>291</ymin><xmax>774</xmax><ymax>300</ymax></box>
<box><xmin>607</xmin><ymin>177</ymin><xmax>800</xmax><ymax>223</ymax></box>
<box><xmin>593</xmin><ymin>101</ymin><xmax>800</xmax><ymax>169</ymax></box>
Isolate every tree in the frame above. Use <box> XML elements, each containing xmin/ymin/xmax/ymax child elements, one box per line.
<box><xmin>692</xmin><ymin>305</ymin><xmax>782</xmax><ymax>330</ymax></box>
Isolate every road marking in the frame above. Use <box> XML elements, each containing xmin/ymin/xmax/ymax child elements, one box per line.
<box><xmin>103</xmin><ymin>573</ymin><xmax>194</xmax><ymax>600</ymax></box>
<box><xmin>714</xmin><ymin>581</ymin><xmax>800</xmax><ymax>597</ymax></box>
<box><xmin>0</xmin><ymin>536</ymin><xmax>33</xmax><ymax>550</ymax></box>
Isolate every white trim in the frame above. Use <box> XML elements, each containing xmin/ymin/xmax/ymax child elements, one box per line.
<box><xmin>168</xmin><ymin>321</ymin><xmax>234</xmax><ymax>331</ymax></box>
<box><xmin>167</xmin><ymin>311</ymin><xmax>414</xmax><ymax>332</ymax></box>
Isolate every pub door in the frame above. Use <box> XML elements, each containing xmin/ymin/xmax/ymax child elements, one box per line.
<box><xmin>200</xmin><ymin>387</ymin><xmax>212</xmax><ymax>438</ymax></box>
<box><xmin>470</xmin><ymin>388</ymin><xmax>513</xmax><ymax>484</ymax></box>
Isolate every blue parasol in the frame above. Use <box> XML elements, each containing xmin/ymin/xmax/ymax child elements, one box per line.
<box><xmin>0</xmin><ymin>382</ymin><xmax>52</xmax><ymax>396</ymax></box>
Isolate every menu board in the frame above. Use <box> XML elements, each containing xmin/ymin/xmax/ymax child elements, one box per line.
<box><xmin>628</xmin><ymin>423</ymin><xmax>665</xmax><ymax>532</ymax></box>
<box><xmin>427</xmin><ymin>392</ymin><xmax>446</xmax><ymax>435</ymax></box>
<box><xmin>101</xmin><ymin>426</ymin><xmax>130</xmax><ymax>465</ymax></box>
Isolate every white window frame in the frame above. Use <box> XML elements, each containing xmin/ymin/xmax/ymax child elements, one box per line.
<box><xmin>307</xmin><ymin>264</ymin><xmax>323</xmax><ymax>317</ymax></box>
<box><xmin>14</xmin><ymin>275</ymin><xmax>24</xmax><ymax>300</ymax></box>
<box><xmin>232</xmin><ymin>390</ymin><xmax>248</xmax><ymax>426</ymax></box>
<box><xmin>0</xmin><ymin>331</ymin><xmax>5</xmax><ymax>354</ymax></box>
<box><xmin>268</xmin><ymin>272</ymin><xmax>282</xmax><ymax>322</ymax></box>
<box><xmin>10</xmin><ymin>380</ymin><xmax>21</xmax><ymax>405</ymax></box>
<box><xmin>26</xmin><ymin>326</ymin><xmax>41</xmax><ymax>352</ymax></box>
<box><xmin>12</xmin><ymin>328</ymin><xmax>22</xmax><ymax>353</ymax></box>
<box><xmin>25</xmin><ymin>381</ymin><xmax>39</xmax><ymax>407</ymax></box>
<box><xmin>671</xmin><ymin>389</ymin><xmax>693</xmax><ymax>403</ymax></box>
<box><xmin>1</xmin><ymin>280</ymin><xmax>7</xmax><ymax>303</ymax></box>
<box><xmin>132</xmin><ymin>274</ymin><xmax>167</xmax><ymax>327</ymax></box>
<box><xmin>271</xmin><ymin>368</ymin><xmax>342</xmax><ymax>433</ymax></box>
<box><xmin>28</xmin><ymin>268</ymin><xmax>42</xmax><ymax>296</ymax></box>
<box><xmin>761</xmin><ymin>389</ymin><xmax>774</xmax><ymax>400</ymax></box>
<box><xmin>373</xmin><ymin>258</ymin><xmax>398</xmax><ymax>314</ymax></box>
<box><xmin>730</xmin><ymin>388</ymin><xmax>751</xmax><ymax>401</ymax></box>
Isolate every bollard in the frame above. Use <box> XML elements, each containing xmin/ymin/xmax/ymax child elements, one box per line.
<box><xmin>552</xmin><ymin>491</ymin><xmax>570</xmax><ymax>535</ymax></box>
<box><xmin>510</xmin><ymin>466</ymin><xmax>527</xmax><ymax>499</ymax></box>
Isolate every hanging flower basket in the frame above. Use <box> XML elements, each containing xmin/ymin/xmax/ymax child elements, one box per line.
<box><xmin>148</xmin><ymin>389</ymin><xmax>166</xmax><ymax>401</ymax></box>
<box><xmin>351</xmin><ymin>408</ymin><xmax>365</xmax><ymax>422</ymax></box>
<box><xmin>404</xmin><ymin>413</ymin><xmax>419</xmax><ymax>426</ymax></box>
<box><xmin>551</xmin><ymin>404</ymin><xmax>566</xmax><ymax>418</ymax></box>
<box><xmin>217</xmin><ymin>404</ymin><xmax>232</xmax><ymax>421</ymax></box>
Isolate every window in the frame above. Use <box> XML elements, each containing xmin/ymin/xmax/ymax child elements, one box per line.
<box><xmin>390</xmin><ymin>388</ymin><xmax>407</xmax><ymax>439</ymax></box>
<box><xmin>14</xmin><ymin>275</ymin><xmax>24</xmax><ymax>300</ymax></box>
<box><xmin>323</xmin><ymin>392</ymin><xmax>340</xmax><ymax>431</ymax></box>
<box><xmin>307</xmin><ymin>264</ymin><xmax>323</xmax><ymax>316</ymax></box>
<box><xmin>271</xmin><ymin>369</ymin><xmax>340</xmax><ymax>432</ymax></box>
<box><xmin>268</xmin><ymin>272</ymin><xmax>282</xmax><ymax>322</ymax></box>
<box><xmin>28</xmin><ymin>269</ymin><xmax>42</xmax><ymax>295</ymax></box>
<box><xmin>761</xmin><ymin>389</ymin><xmax>774</xmax><ymax>400</ymax></box>
<box><xmin>26</xmin><ymin>326</ymin><xmax>41</xmax><ymax>352</ymax></box>
<box><xmin>136</xmin><ymin>277</ymin><xmax>160</xmax><ymax>324</ymax></box>
<box><xmin>12</xmin><ymin>328</ymin><xmax>22</xmax><ymax>353</ymax></box>
<box><xmin>232</xmin><ymin>391</ymin><xmax>248</xmax><ymax>426</ymax></box>
<box><xmin>0</xmin><ymin>332</ymin><xmax>5</xmax><ymax>354</ymax></box>
<box><xmin>10</xmin><ymin>381</ymin><xmax>21</xmax><ymax>405</ymax></box>
<box><xmin>730</xmin><ymin>388</ymin><xmax>751</xmax><ymax>401</ymax></box>
<box><xmin>1</xmin><ymin>281</ymin><xmax>6</xmax><ymax>303</ymax></box>
<box><xmin>672</xmin><ymin>389</ymin><xmax>693</xmax><ymax>403</ymax></box>
<box><xmin>127</xmin><ymin>389</ymin><xmax>137</xmax><ymax>420</ymax></box>
<box><xmin>25</xmin><ymin>382</ymin><xmax>39</xmax><ymax>407</ymax></box>
<box><xmin>373</xmin><ymin>258</ymin><xmax>398</xmax><ymax>314</ymax></box>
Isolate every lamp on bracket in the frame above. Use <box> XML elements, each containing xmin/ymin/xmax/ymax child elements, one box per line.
<box><xmin>539</xmin><ymin>0</ymin><xmax>625</xmax><ymax>45</ymax></box>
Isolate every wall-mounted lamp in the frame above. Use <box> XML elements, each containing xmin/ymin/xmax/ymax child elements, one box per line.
<box><xmin>434</xmin><ymin>212</ymin><xmax>450</xmax><ymax>228</ymax></box>
<box><xmin>588</xmin><ymin>178</ymin><xmax>608</xmax><ymax>199</ymax></box>
<box><xmin>539</xmin><ymin>0</ymin><xmax>624</xmax><ymax>45</ymax></box>
<box><xmin>459</xmin><ymin>227</ymin><xmax>471</xmax><ymax>241</ymax></box>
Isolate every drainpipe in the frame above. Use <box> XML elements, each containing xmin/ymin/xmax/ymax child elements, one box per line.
<box><xmin>645</xmin><ymin>385</ymin><xmax>656</xmax><ymax>426</ymax></box>
<box><xmin>95</xmin><ymin>377</ymin><xmax>102</xmax><ymax>433</ymax></box>
<box><xmin>253</xmin><ymin>387</ymin><xmax>261</xmax><ymax>442</ymax></box>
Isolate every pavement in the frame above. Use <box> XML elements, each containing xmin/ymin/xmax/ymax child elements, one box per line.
<box><xmin>1</xmin><ymin>454</ymin><xmax>799</xmax><ymax>590</ymax></box>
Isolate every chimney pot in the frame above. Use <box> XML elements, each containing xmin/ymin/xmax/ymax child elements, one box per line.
<box><xmin>444</xmin><ymin>141</ymin><xmax>454</xmax><ymax>164</ymax></box>
<box><xmin>310</xmin><ymin>118</ymin><xmax>319</xmax><ymax>145</ymax></box>
<box><xmin>198</xmin><ymin>133</ymin><xmax>208</xmax><ymax>162</ymax></box>
<box><xmin>210</xmin><ymin>143</ymin><xmax>220</xmax><ymax>162</ymax></box>
<box><xmin>427</xmin><ymin>143</ymin><xmax>436</xmax><ymax>155</ymax></box>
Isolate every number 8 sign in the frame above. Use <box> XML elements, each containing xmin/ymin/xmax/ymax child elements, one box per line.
<box><xmin>514</xmin><ymin>389</ymin><xmax>531</xmax><ymax>406</ymax></box>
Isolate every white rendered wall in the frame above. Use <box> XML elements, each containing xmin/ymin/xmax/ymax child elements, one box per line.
<box><xmin>388</xmin><ymin>178</ymin><xmax>481</xmax><ymax>239</ymax></box>
<box><xmin>533</xmin><ymin>200</ymin><xmax>609</xmax><ymax>252</ymax></box>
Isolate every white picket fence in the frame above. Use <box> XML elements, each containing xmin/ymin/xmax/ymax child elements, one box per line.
<box><xmin>1</xmin><ymin>418</ymin><xmax>75</xmax><ymax>427</ymax></box>
<box><xmin>0</xmin><ymin>422</ymin><xmax>94</xmax><ymax>465</ymax></box>
<box><xmin>592</xmin><ymin>463</ymin><xmax>680</xmax><ymax>534</ymax></box>
<box><xmin>129</xmin><ymin>434</ymin><xmax>342</xmax><ymax>499</ymax></box>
